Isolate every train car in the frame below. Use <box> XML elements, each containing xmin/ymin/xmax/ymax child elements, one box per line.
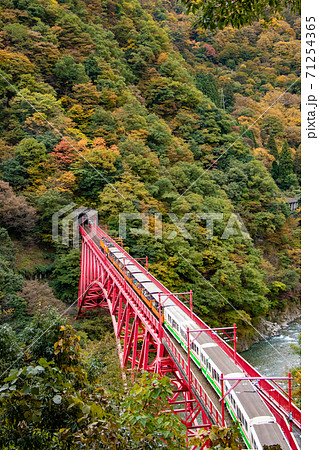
<box><xmin>164</xmin><ymin>304</ymin><xmax>291</xmax><ymax>450</ymax></box>
<box><xmin>99</xmin><ymin>237</ymin><xmax>164</xmax><ymax>320</ymax></box>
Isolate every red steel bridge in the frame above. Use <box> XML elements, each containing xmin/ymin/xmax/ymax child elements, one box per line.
<box><xmin>77</xmin><ymin>222</ymin><xmax>301</xmax><ymax>450</ymax></box>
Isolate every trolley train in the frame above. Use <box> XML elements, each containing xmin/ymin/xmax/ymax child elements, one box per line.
<box><xmin>98</xmin><ymin>235</ymin><xmax>291</xmax><ymax>450</ymax></box>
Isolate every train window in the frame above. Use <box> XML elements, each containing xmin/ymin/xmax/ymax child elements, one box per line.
<box><xmin>191</xmin><ymin>343</ymin><xmax>198</xmax><ymax>354</ymax></box>
<box><xmin>181</xmin><ymin>330</ymin><xmax>186</xmax><ymax>340</ymax></box>
<box><xmin>172</xmin><ymin>319</ymin><xmax>179</xmax><ymax>332</ymax></box>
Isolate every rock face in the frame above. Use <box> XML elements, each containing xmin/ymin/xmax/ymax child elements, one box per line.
<box><xmin>238</xmin><ymin>302</ymin><xmax>301</xmax><ymax>351</ymax></box>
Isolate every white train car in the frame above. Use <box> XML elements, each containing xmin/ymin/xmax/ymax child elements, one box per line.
<box><xmin>164</xmin><ymin>303</ymin><xmax>291</xmax><ymax>450</ymax></box>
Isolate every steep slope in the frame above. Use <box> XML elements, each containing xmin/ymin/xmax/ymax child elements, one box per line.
<box><xmin>0</xmin><ymin>0</ymin><xmax>300</xmax><ymax>342</ymax></box>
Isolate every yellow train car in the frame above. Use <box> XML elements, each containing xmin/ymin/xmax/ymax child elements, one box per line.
<box><xmin>99</xmin><ymin>238</ymin><xmax>164</xmax><ymax>322</ymax></box>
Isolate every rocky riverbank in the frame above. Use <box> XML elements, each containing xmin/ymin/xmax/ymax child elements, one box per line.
<box><xmin>239</xmin><ymin>302</ymin><xmax>301</xmax><ymax>351</ymax></box>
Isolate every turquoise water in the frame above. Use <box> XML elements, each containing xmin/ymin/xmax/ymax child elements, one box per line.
<box><xmin>240</xmin><ymin>320</ymin><xmax>301</xmax><ymax>377</ymax></box>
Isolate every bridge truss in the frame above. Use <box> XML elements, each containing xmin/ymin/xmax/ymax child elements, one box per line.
<box><xmin>77</xmin><ymin>223</ymin><xmax>301</xmax><ymax>449</ymax></box>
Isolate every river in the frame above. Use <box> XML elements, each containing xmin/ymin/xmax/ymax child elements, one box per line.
<box><xmin>240</xmin><ymin>319</ymin><xmax>301</xmax><ymax>377</ymax></box>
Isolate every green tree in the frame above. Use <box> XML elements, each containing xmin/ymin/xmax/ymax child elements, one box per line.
<box><xmin>35</xmin><ymin>189</ymin><xmax>72</xmax><ymax>242</ymax></box>
<box><xmin>190</xmin><ymin>423</ymin><xmax>243</xmax><ymax>449</ymax></box>
<box><xmin>53</xmin><ymin>250</ymin><xmax>81</xmax><ymax>303</ymax></box>
<box><xmin>53</xmin><ymin>55</ymin><xmax>89</xmax><ymax>93</ymax></box>
<box><xmin>22</xmin><ymin>307</ymin><xmax>68</xmax><ymax>362</ymax></box>
<box><xmin>0</xmin><ymin>244</ymin><xmax>25</xmax><ymax>328</ymax></box>
<box><xmin>0</xmin><ymin>156</ymin><xmax>29</xmax><ymax>189</ymax></box>
<box><xmin>14</xmin><ymin>138</ymin><xmax>52</xmax><ymax>186</ymax></box>
<box><xmin>0</xmin><ymin>320</ymin><xmax>188</xmax><ymax>449</ymax></box>
<box><xmin>195</xmin><ymin>70</ymin><xmax>220</xmax><ymax>107</ymax></box>
<box><xmin>223</xmin><ymin>82</ymin><xmax>235</xmax><ymax>110</ymax></box>
<box><xmin>262</xmin><ymin>115</ymin><xmax>284</xmax><ymax>137</ymax></box>
<box><xmin>15</xmin><ymin>138</ymin><xmax>47</xmax><ymax>164</ymax></box>
<box><xmin>84</xmin><ymin>54</ymin><xmax>101</xmax><ymax>82</ymax></box>
<box><xmin>0</xmin><ymin>324</ymin><xmax>21</xmax><ymax>373</ymax></box>
<box><xmin>267</xmin><ymin>135</ymin><xmax>279</xmax><ymax>159</ymax></box>
<box><xmin>293</xmin><ymin>144</ymin><xmax>301</xmax><ymax>181</ymax></box>
<box><xmin>278</xmin><ymin>140</ymin><xmax>294</xmax><ymax>189</ymax></box>
<box><xmin>0</xmin><ymin>226</ymin><xmax>15</xmax><ymax>259</ymax></box>
<box><xmin>271</xmin><ymin>160</ymin><xmax>280</xmax><ymax>181</ymax></box>
<box><xmin>122</xmin><ymin>372</ymin><xmax>187</xmax><ymax>449</ymax></box>
<box><xmin>180</xmin><ymin>0</ymin><xmax>300</xmax><ymax>30</ymax></box>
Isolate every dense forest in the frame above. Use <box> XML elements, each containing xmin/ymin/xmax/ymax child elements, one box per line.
<box><xmin>0</xmin><ymin>0</ymin><xmax>300</xmax><ymax>447</ymax></box>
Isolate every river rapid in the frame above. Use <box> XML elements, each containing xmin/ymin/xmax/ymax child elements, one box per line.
<box><xmin>240</xmin><ymin>319</ymin><xmax>301</xmax><ymax>377</ymax></box>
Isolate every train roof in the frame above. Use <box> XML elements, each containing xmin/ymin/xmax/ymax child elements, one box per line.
<box><xmin>231</xmin><ymin>381</ymin><xmax>272</xmax><ymax>419</ymax></box>
<box><xmin>126</xmin><ymin>264</ymin><xmax>142</xmax><ymax>273</ymax></box>
<box><xmin>110</xmin><ymin>249</ymin><xmax>125</xmax><ymax>257</ymax></box>
<box><xmin>202</xmin><ymin>344</ymin><xmax>273</xmax><ymax>419</ymax></box>
<box><xmin>143</xmin><ymin>283</ymin><xmax>162</xmax><ymax>295</ymax></box>
<box><xmin>109</xmin><ymin>252</ymin><xmax>142</xmax><ymax>271</ymax></box>
<box><xmin>133</xmin><ymin>273</ymin><xmax>153</xmax><ymax>283</ymax></box>
<box><xmin>252</xmin><ymin>422</ymin><xmax>290</xmax><ymax>450</ymax></box>
<box><xmin>203</xmin><ymin>344</ymin><xmax>240</xmax><ymax>374</ymax></box>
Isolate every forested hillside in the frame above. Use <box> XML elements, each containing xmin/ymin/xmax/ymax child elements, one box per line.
<box><xmin>0</xmin><ymin>0</ymin><xmax>301</xmax><ymax>447</ymax></box>
<box><xmin>0</xmin><ymin>0</ymin><xmax>300</xmax><ymax>338</ymax></box>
